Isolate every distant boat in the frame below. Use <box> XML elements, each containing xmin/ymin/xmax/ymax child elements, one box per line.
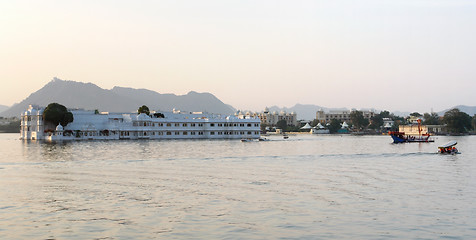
<box><xmin>283</xmin><ymin>134</ymin><xmax>289</xmax><ymax>139</ymax></box>
<box><xmin>389</xmin><ymin>119</ymin><xmax>434</xmax><ymax>143</ymax></box>
<box><xmin>388</xmin><ymin>131</ymin><xmax>433</xmax><ymax>143</ymax></box>
<box><xmin>438</xmin><ymin>141</ymin><xmax>459</xmax><ymax>154</ymax></box>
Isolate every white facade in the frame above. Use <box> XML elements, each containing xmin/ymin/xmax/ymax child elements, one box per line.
<box><xmin>316</xmin><ymin>109</ymin><xmax>375</xmax><ymax>124</ymax></box>
<box><xmin>237</xmin><ymin>107</ymin><xmax>298</xmax><ymax>126</ymax></box>
<box><xmin>21</xmin><ymin>105</ymin><xmax>261</xmax><ymax>141</ymax></box>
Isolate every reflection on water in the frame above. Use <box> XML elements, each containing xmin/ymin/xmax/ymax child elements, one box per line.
<box><xmin>1</xmin><ymin>133</ymin><xmax>475</xmax><ymax>239</ymax></box>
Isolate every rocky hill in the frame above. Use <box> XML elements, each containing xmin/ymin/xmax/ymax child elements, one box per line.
<box><xmin>1</xmin><ymin>78</ymin><xmax>236</xmax><ymax>117</ymax></box>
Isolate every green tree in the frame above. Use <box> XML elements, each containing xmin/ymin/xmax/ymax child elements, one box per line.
<box><xmin>350</xmin><ymin>110</ymin><xmax>369</xmax><ymax>130</ymax></box>
<box><xmin>311</xmin><ymin>119</ymin><xmax>320</xmax><ymax>127</ymax></box>
<box><xmin>392</xmin><ymin>119</ymin><xmax>402</xmax><ymax>131</ymax></box>
<box><xmin>43</xmin><ymin>103</ymin><xmax>74</xmax><ymax>127</ymax></box>
<box><xmin>276</xmin><ymin>119</ymin><xmax>287</xmax><ymax>132</ymax></box>
<box><xmin>379</xmin><ymin>110</ymin><xmax>391</xmax><ymax>119</ymax></box>
<box><xmin>328</xmin><ymin>119</ymin><xmax>341</xmax><ymax>134</ymax></box>
<box><xmin>472</xmin><ymin>115</ymin><xmax>476</xmax><ymax>131</ymax></box>
<box><xmin>138</xmin><ymin>105</ymin><xmax>150</xmax><ymax>115</ymax></box>
<box><xmin>260</xmin><ymin>123</ymin><xmax>269</xmax><ymax>132</ymax></box>
<box><xmin>443</xmin><ymin>108</ymin><xmax>472</xmax><ymax>134</ymax></box>
<box><xmin>369</xmin><ymin>112</ymin><xmax>384</xmax><ymax>130</ymax></box>
<box><xmin>423</xmin><ymin>112</ymin><xmax>440</xmax><ymax>125</ymax></box>
<box><xmin>153</xmin><ymin>112</ymin><xmax>165</xmax><ymax>118</ymax></box>
<box><xmin>410</xmin><ymin>112</ymin><xmax>422</xmax><ymax>117</ymax></box>
<box><xmin>61</xmin><ymin>112</ymin><xmax>74</xmax><ymax>127</ymax></box>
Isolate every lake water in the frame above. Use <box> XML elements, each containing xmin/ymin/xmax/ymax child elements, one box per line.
<box><xmin>1</xmin><ymin>133</ymin><xmax>475</xmax><ymax>239</ymax></box>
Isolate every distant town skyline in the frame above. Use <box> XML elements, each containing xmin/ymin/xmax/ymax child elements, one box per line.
<box><xmin>1</xmin><ymin>1</ymin><xmax>475</xmax><ymax>113</ymax></box>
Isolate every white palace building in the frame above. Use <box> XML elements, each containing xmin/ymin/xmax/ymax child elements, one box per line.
<box><xmin>20</xmin><ymin>105</ymin><xmax>261</xmax><ymax>141</ymax></box>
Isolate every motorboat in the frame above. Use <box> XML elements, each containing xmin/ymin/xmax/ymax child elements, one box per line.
<box><xmin>389</xmin><ymin>119</ymin><xmax>434</xmax><ymax>143</ymax></box>
<box><xmin>389</xmin><ymin>131</ymin><xmax>433</xmax><ymax>143</ymax></box>
<box><xmin>438</xmin><ymin>141</ymin><xmax>459</xmax><ymax>154</ymax></box>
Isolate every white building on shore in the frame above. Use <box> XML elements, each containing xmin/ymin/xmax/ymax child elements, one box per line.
<box><xmin>21</xmin><ymin>105</ymin><xmax>260</xmax><ymax>141</ymax></box>
<box><xmin>316</xmin><ymin>109</ymin><xmax>375</xmax><ymax>124</ymax></box>
<box><xmin>236</xmin><ymin>107</ymin><xmax>298</xmax><ymax>126</ymax></box>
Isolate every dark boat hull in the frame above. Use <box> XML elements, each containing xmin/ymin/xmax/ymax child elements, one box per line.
<box><xmin>390</xmin><ymin>134</ymin><xmax>434</xmax><ymax>143</ymax></box>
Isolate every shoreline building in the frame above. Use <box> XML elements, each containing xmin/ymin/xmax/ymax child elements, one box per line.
<box><xmin>316</xmin><ymin>109</ymin><xmax>375</xmax><ymax>124</ymax></box>
<box><xmin>398</xmin><ymin>124</ymin><xmax>429</xmax><ymax>135</ymax></box>
<box><xmin>236</xmin><ymin>108</ymin><xmax>298</xmax><ymax>127</ymax></box>
<box><xmin>21</xmin><ymin>105</ymin><xmax>260</xmax><ymax>141</ymax></box>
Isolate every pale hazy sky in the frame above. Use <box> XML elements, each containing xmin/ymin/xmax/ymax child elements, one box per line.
<box><xmin>1</xmin><ymin>0</ymin><xmax>475</xmax><ymax>113</ymax></box>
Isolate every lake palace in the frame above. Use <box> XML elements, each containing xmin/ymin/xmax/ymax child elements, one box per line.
<box><xmin>20</xmin><ymin>105</ymin><xmax>261</xmax><ymax>141</ymax></box>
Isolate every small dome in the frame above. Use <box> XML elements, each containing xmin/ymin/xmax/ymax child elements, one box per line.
<box><xmin>56</xmin><ymin>124</ymin><xmax>64</xmax><ymax>131</ymax></box>
<box><xmin>30</xmin><ymin>109</ymin><xmax>37</xmax><ymax>115</ymax></box>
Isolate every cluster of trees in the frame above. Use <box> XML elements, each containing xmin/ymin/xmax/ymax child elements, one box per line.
<box><xmin>0</xmin><ymin>118</ymin><xmax>21</xmax><ymax>133</ymax></box>
<box><xmin>443</xmin><ymin>108</ymin><xmax>473</xmax><ymax>134</ymax></box>
<box><xmin>404</xmin><ymin>109</ymin><xmax>474</xmax><ymax>134</ymax></box>
<box><xmin>273</xmin><ymin>120</ymin><xmax>301</xmax><ymax>132</ymax></box>
<box><xmin>300</xmin><ymin>108</ymin><xmax>475</xmax><ymax>135</ymax></box>
<box><xmin>137</xmin><ymin>105</ymin><xmax>164</xmax><ymax>118</ymax></box>
<box><xmin>138</xmin><ymin>105</ymin><xmax>150</xmax><ymax>115</ymax></box>
<box><xmin>43</xmin><ymin>103</ymin><xmax>74</xmax><ymax>127</ymax></box>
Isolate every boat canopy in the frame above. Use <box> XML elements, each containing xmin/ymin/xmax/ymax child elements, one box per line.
<box><xmin>439</xmin><ymin>140</ymin><xmax>457</xmax><ymax>148</ymax></box>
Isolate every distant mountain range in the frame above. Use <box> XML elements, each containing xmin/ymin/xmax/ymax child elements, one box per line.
<box><xmin>0</xmin><ymin>105</ymin><xmax>9</xmax><ymax>114</ymax></box>
<box><xmin>438</xmin><ymin>105</ymin><xmax>476</xmax><ymax>117</ymax></box>
<box><xmin>2</xmin><ymin>78</ymin><xmax>475</xmax><ymax>119</ymax></box>
<box><xmin>0</xmin><ymin>78</ymin><xmax>236</xmax><ymax>117</ymax></box>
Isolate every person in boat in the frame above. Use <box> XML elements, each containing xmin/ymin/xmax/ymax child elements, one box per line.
<box><xmin>439</xmin><ymin>146</ymin><xmax>458</xmax><ymax>154</ymax></box>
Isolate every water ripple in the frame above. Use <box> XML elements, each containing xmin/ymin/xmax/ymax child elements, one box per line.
<box><xmin>0</xmin><ymin>134</ymin><xmax>475</xmax><ymax>239</ymax></box>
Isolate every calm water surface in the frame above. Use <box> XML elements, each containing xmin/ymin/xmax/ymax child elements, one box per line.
<box><xmin>1</xmin><ymin>133</ymin><xmax>475</xmax><ymax>239</ymax></box>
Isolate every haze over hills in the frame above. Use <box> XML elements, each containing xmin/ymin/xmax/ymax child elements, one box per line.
<box><xmin>0</xmin><ymin>105</ymin><xmax>9</xmax><ymax>114</ymax></box>
<box><xmin>0</xmin><ymin>78</ymin><xmax>236</xmax><ymax>117</ymax></box>
<box><xmin>2</xmin><ymin>78</ymin><xmax>475</xmax><ymax>120</ymax></box>
<box><xmin>438</xmin><ymin>105</ymin><xmax>476</xmax><ymax>117</ymax></box>
<box><xmin>266</xmin><ymin>104</ymin><xmax>476</xmax><ymax>121</ymax></box>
